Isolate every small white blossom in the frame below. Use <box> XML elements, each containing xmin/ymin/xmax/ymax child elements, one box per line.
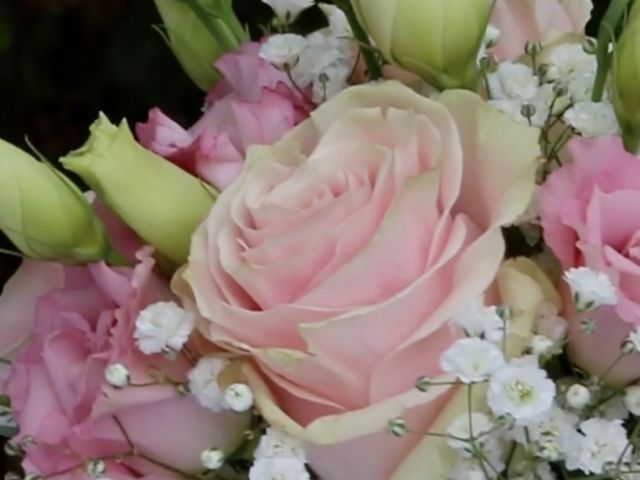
<box><xmin>566</xmin><ymin>384</ymin><xmax>591</xmax><ymax>410</ymax></box>
<box><xmin>487</xmin><ymin>362</ymin><xmax>555</xmax><ymax>426</ymax></box>
<box><xmin>188</xmin><ymin>357</ymin><xmax>228</xmax><ymax>412</ymax></box>
<box><xmin>451</xmin><ymin>300</ymin><xmax>506</xmax><ymax>342</ymax></box>
<box><xmin>440</xmin><ymin>338</ymin><xmax>505</xmax><ymax>383</ymax></box>
<box><xmin>564</xmin><ymin>267</ymin><xmax>618</xmax><ymax>312</ymax></box>
<box><xmin>249</xmin><ymin>458</ymin><xmax>310</xmax><ymax>480</ymax></box>
<box><xmin>262</xmin><ymin>0</ymin><xmax>314</xmax><ymax>21</ymax></box>
<box><xmin>224</xmin><ymin>383</ymin><xmax>254</xmax><ymax>412</ymax></box>
<box><xmin>597</xmin><ymin>395</ymin><xmax>630</xmax><ymax>421</ymax></box>
<box><xmin>521</xmin><ymin>405</ymin><xmax>578</xmax><ymax>461</ymax></box>
<box><xmin>201</xmin><ymin>448</ymin><xmax>225</xmax><ymax>470</ymax></box>
<box><xmin>259</xmin><ymin>34</ymin><xmax>307</xmax><ymax>68</ymax></box>
<box><xmin>529</xmin><ymin>335</ymin><xmax>555</xmax><ymax>357</ymax></box>
<box><xmin>134</xmin><ymin>301</ymin><xmax>195</xmax><ymax>355</ymax></box>
<box><xmin>318</xmin><ymin>4</ymin><xmax>351</xmax><ymax>38</ymax></box>
<box><xmin>104</xmin><ymin>363</ymin><xmax>130</xmax><ymax>389</ymax></box>
<box><xmin>566</xmin><ymin>418</ymin><xmax>630</xmax><ymax>474</ymax></box>
<box><xmin>564</xmin><ymin>100</ymin><xmax>620</xmax><ymax>137</ymax></box>
<box><xmin>487</xmin><ymin>62</ymin><xmax>538</xmax><ymax>101</ymax></box>
<box><xmin>624</xmin><ymin>385</ymin><xmax>640</xmax><ymax>415</ymax></box>
<box><xmin>255</xmin><ymin>428</ymin><xmax>306</xmax><ymax>461</ymax></box>
<box><xmin>511</xmin><ymin>462</ymin><xmax>557</xmax><ymax>480</ymax></box>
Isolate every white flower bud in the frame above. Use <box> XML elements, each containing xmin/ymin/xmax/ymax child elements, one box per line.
<box><xmin>224</xmin><ymin>383</ymin><xmax>254</xmax><ymax>412</ymax></box>
<box><xmin>624</xmin><ymin>385</ymin><xmax>640</xmax><ymax>416</ymax></box>
<box><xmin>387</xmin><ymin>417</ymin><xmax>408</xmax><ymax>437</ymax></box>
<box><xmin>564</xmin><ymin>267</ymin><xmax>618</xmax><ymax>312</ymax></box>
<box><xmin>201</xmin><ymin>448</ymin><xmax>225</xmax><ymax>470</ymax></box>
<box><xmin>104</xmin><ymin>363</ymin><xmax>130</xmax><ymax>389</ymax></box>
<box><xmin>24</xmin><ymin>474</ymin><xmax>43</xmax><ymax>480</ymax></box>
<box><xmin>566</xmin><ymin>384</ymin><xmax>591</xmax><ymax>410</ymax></box>
<box><xmin>85</xmin><ymin>459</ymin><xmax>107</xmax><ymax>478</ymax></box>
<box><xmin>188</xmin><ymin>357</ymin><xmax>229</xmax><ymax>412</ymax></box>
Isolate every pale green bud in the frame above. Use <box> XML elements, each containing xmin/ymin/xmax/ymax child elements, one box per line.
<box><xmin>61</xmin><ymin>114</ymin><xmax>216</xmax><ymax>266</ymax></box>
<box><xmin>154</xmin><ymin>0</ymin><xmax>248</xmax><ymax>91</ymax></box>
<box><xmin>613</xmin><ymin>19</ymin><xmax>640</xmax><ymax>152</ymax></box>
<box><xmin>352</xmin><ymin>0</ymin><xmax>491</xmax><ymax>89</ymax></box>
<box><xmin>0</xmin><ymin>139</ymin><xmax>112</xmax><ymax>263</ymax></box>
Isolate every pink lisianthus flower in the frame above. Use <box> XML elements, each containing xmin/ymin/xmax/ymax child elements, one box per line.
<box><xmin>3</xmin><ymin>248</ymin><xmax>249</xmax><ymax>479</ymax></box>
<box><xmin>136</xmin><ymin>42</ymin><xmax>312</xmax><ymax>190</ymax></box>
<box><xmin>540</xmin><ymin>136</ymin><xmax>640</xmax><ymax>385</ymax></box>
<box><xmin>491</xmin><ymin>0</ymin><xmax>593</xmax><ymax>60</ymax></box>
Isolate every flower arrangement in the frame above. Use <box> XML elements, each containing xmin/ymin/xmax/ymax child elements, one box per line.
<box><xmin>2</xmin><ymin>0</ymin><xmax>640</xmax><ymax>479</ymax></box>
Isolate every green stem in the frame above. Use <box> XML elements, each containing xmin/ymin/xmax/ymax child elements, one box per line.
<box><xmin>592</xmin><ymin>0</ymin><xmax>634</xmax><ymax>101</ymax></box>
<box><xmin>333</xmin><ymin>0</ymin><xmax>383</xmax><ymax>81</ymax></box>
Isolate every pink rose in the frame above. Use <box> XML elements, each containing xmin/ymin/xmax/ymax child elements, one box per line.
<box><xmin>540</xmin><ymin>136</ymin><xmax>640</xmax><ymax>385</ymax></box>
<box><xmin>178</xmin><ymin>81</ymin><xmax>539</xmax><ymax>479</ymax></box>
<box><xmin>4</xmin><ymin>249</ymin><xmax>249</xmax><ymax>478</ymax></box>
<box><xmin>491</xmin><ymin>0</ymin><xmax>593</xmax><ymax>60</ymax></box>
<box><xmin>136</xmin><ymin>42</ymin><xmax>312</xmax><ymax>190</ymax></box>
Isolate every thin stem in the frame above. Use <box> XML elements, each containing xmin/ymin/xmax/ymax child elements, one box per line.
<box><xmin>333</xmin><ymin>0</ymin><xmax>383</xmax><ymax>81</ymax></box>
<box><xmin>0</xmin><ymin>357</ymin><xmax>11</xmax><ymax>366</ymax></box>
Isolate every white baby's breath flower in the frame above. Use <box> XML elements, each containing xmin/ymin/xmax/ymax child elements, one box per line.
<box><xmin>187</xmin><ymin>357</ymin><xmax>228</xmax><ymax>412</ymax></box>
<box><xmin>262</xmin><ymin>0</ymin><xmax>314</xmax><ymax>21</ymax></box>
<box><xmin>487</xmin><ymin>362</ymin><xmax>555</xmax><ymax>426</ymax></box>
<box><xmin>564</xmin><ymin>267</ymin><xmax>618</xmax><ymax>312</ymax></box>
<box><xmin>565</xmin><ymin>384</ymin><xmax>591</xmax><ymax>410</ymax></box>
<box><xmin>134</xmin><ymin>301</ymin><xmax>195</xmax><ymax>355</ymax></box>
<box><xmin>487</xmin><ymin>62</ymin><xmax>538</xmax><ymax>101</ymax></box>
<box><xmin>547</xmin><ymin>44</ymin><xmax>597</xmax><ymax>82</ymax></box>
<box><xmin>529</xmin><ymin>335</ymin><xmax>554</xmax><ymax>357</ymax></box>
<box><xmin>451</xmin><ymin>300</ymin><xmax>506</xmax><ymax>342</ymax></box>
<box><xmin>201</xmin><ymin>448</ymin><xmax>225</xmax><ymax>470</ymax></box>
<box><xmin>511</xmin><ymin>462</ymin><xmax>557</xmax><ymax>480</ymax></box>
<box><xmin>318</xmin><ymin>4</ymin><xmax>351</xmax><ymax>38</ymax></box>
<box><xmin>511</xmin><ymin>405</ymin><xmax>578</xmax><ymax>461</ymax></box>
<box><xmin>104</xmin><ymin>363</ymin><xmax>130</xmax><ymax>389</ymax></box>
<box><xmin>224</xmin><ymin>383</ymin><xmax>254</xmax><ymax>412</ymax></box>
<box><xmin>249</xmin><ymin>458</ymin><xmax>310</xmax><ymax>480</ymax></box>
<box><xmin>259</xmin><ymin>34</ymin><xmax>307</xmax><ymax>68</ymax></box>
<box><xmin>440</xmin><ymin>338</ymin><xmax>505</xmax><ymax>383</ymax></box>
<box><xmin>565</xmin><ymin>418</ymin><xmax>630</xmax><ymax>474</ymax></box>
<box><xmin>564</xmin><ymin>101</ymin><xmax>620</xmax><ymax>137</ymax></box>
<box><xmin>255</xmin><ymin>428</ymin><xmax>306</xmax><ymax>461</ymax></box>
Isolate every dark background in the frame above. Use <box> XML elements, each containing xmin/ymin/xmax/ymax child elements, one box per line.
<box><xmin>0</xmin><ymin>0</ymin><xmax>612</xmax><ymax>475</ymax></box>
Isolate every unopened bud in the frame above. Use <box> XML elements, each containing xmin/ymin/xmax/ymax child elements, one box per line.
<box><xmin>387</xmin><ymin>417</ymin><xmax>408</xmax><ymax>437</ymax></box>
<box><xmin>582</xmin><ymin>37</ymin><xmax>597</xmax><ymax>55</ymax></box>
<box><xmin>201</xmin><ymin>448</ymin><xmax>225</xmax><ymax>470</ymax></box>
<box><xmin>525</xmin><ymin>40</ymin><xmax>543</xmax><ymax>57</ymax></box>
<box><xmin>224</xmin><ymin>383</ymin><xmax>254</xmax><ymax>412</ymax></box>
<box><xmin>566</xmin><ymin>384</ymin><xmax>591</xmax><ymax>410</ymax></box>
<box><xmin>85</xmin><ymin>459</ymin><xmax>107</xmax><ymax>478</ymax></box>
<box><xmin>105</xmin><ymin>363</ymin><xmax>130</xmax><ymax>389</ymax></box>
<box><xmin>3</xmin><ymin>440</ymin><xmax>23</xmax><ymax>457</ymax></box>
<box><xmin>521</xmin><ymin>104</ymin><xmax>536</xmax><ymax>120</ymax></box>
<box><xmin>415</xmin><ymin>376</ymin><xmax>432</xmax><ymax>392</ymax></box>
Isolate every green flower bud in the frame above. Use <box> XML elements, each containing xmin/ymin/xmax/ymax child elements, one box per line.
<box><xmin>61</xmin><ymin>114</ymin><xmax>215</xmax><ymax>266</ymax></box>
<box><xmin>352</xmin><ymin>0</ymin><xmax>491</xmax><ymax>90</ymax></box>
<box><xmin>154</xmin><ymin>0</ymin><xmax>248</xmax><ymax>91</ymax></box>
<box><xmin>613</xmin><ymin>19</ymin><xmax>640</xmax><ymax>152</ymax></box>
<box><xmin>0</xmin><ymin>139</ymin><xmax>112</xmax><ymax>263</ymax></box>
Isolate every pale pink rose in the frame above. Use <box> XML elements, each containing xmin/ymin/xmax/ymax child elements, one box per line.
<box><xmin>491</xmin><ymin>0</ymin><xmax>593</xmax><ymax>60</ymax></box>
<box><xmin>540</xmin><ymin>135</ymin><xmax>640</xmax><ymax>385</ymax></box>
<box><xmin>4</xmin><ymin>248</ymin><xmax>249</xmax><ymax>478</ymax></box>
<box><xmin>178</xmin><ymin>81</ymin><xmax>539</xmax><ymax>479</ymax></box>
<box><xmin>136</xmin><ymin>42</ymin><xmax>312</xmax><ymax>190</ymax></box>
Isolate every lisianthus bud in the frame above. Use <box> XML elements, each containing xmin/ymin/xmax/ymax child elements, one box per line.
<box><xmin>61</xmin><ymin>114</ymin><xmax>215</xmax><ymax>266</ymax></box>
<box><xmin>154</xmin><ymin>0</ymin><xmax>248</xmax><ymax>91</ymax></box>
<box><xmin>352</xmin><ymin>0</ymin><xmax>491</xmax><ymax>89</ymax></box>
<box><xmin>0</xmin><ymin>139</ymin><xmax>113</xmax><ymax>263</ymax></box>
<box><xmin>613</xmin><ymin>10</ymin><xmax>640</xmax><ymax>152</ymax></box>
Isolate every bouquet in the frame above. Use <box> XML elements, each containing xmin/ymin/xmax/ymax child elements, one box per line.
<box><xmin>2</xmin><ymin>0</ymin><xmax>640</xmax><ymax>479</ymax></box>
